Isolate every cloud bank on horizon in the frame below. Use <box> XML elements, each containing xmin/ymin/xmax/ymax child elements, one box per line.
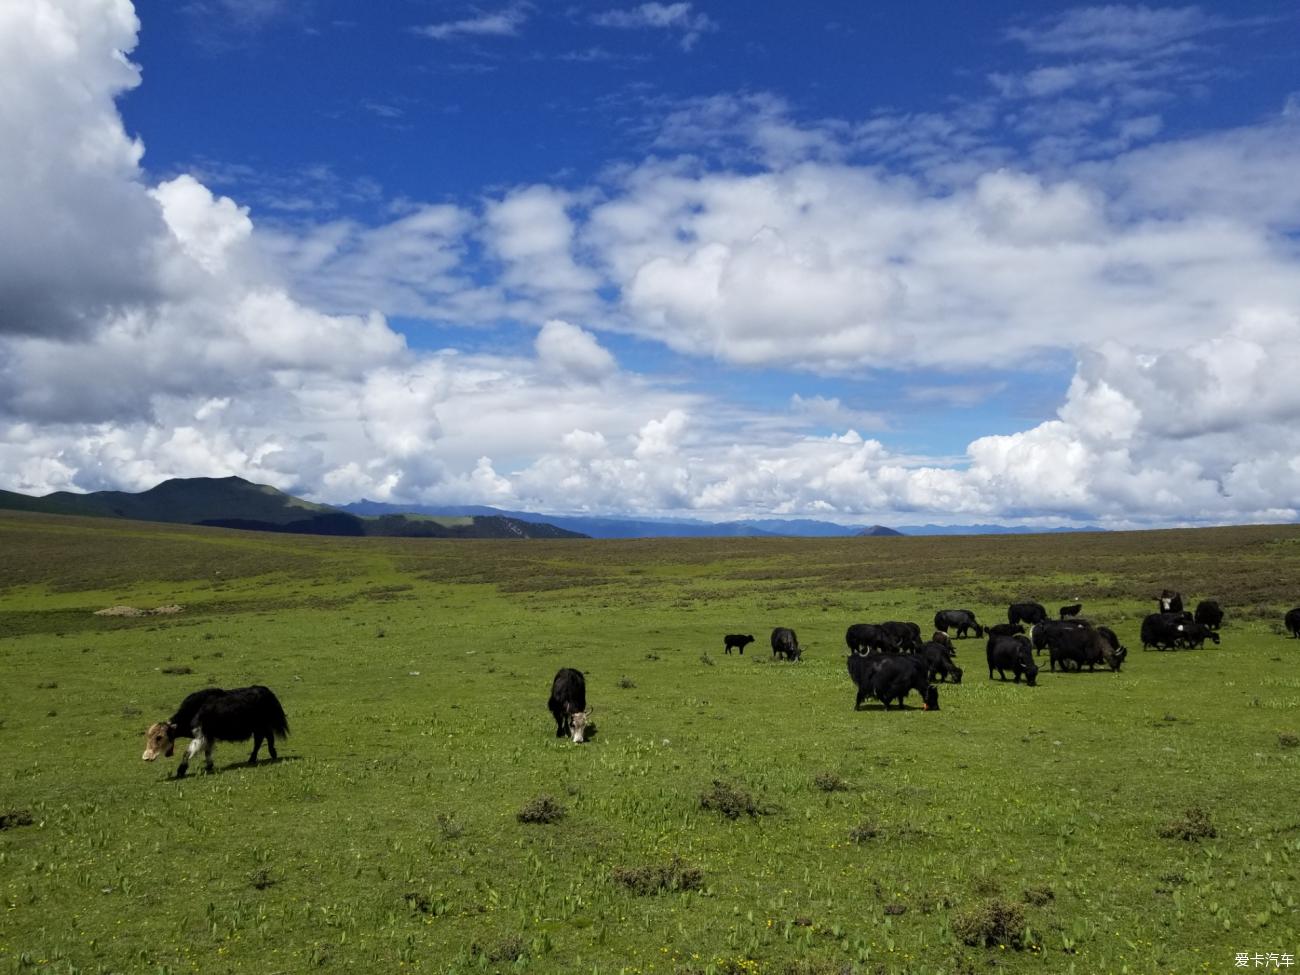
<box><xmin>2</xmin><ymin>0</ymin><xmax>1299</xmax><ymax>528</ymax></box>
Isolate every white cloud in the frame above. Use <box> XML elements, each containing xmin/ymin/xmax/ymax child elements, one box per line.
<box><xmin>6</xmin><ymin>0</ymin><xmax>1300</xmax><ymax>529</ymax></box>
<box><xmin>535</xmin><ymin>319</ymin><xmax>617</xmax><ymax>382</ymax></box>
<box><xmin>414</xmin><ymin>6</ymin><xmax>528</xmax><ymax>41</ymax></box>
<box><xmin>592</xmin><ymin>3</ymin><xmax>716</xmax><ymax>50</ymax></box>
<box><xmin>1006</xmin><ymin>6</ymin><xmax>1221</xmax><ymax>56</ymax></box>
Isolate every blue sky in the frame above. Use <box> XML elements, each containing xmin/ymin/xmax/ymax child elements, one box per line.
<box><xmin>2</xmin><ymin>1</ymin><xmax>1300</xmax><ymax>526</ymax></box>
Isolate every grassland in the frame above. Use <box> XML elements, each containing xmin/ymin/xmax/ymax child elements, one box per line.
<box><xmin>1</xmin><ymin>509</ymin><xmax>1298</xmax><ymax>975</ymax></box>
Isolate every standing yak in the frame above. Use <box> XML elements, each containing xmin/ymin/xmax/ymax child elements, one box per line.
<box><xmin>142</xmin><ymin>686</ymin><xmax>289</xmax><ymax>778</ymax></box>
<box><xmin>548</xmin><ymin>668</ymin><xmax>591</xmax><ymax>743</ymax></box>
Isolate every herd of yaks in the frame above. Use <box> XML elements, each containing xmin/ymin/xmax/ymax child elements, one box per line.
<box><xmin>140</xmin><ymin>591</ymin><xmax>1300</xmax><ymax>769</ymax></box>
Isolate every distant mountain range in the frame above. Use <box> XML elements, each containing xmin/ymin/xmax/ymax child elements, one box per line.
<box><xmin>0</xmin><ymin>478</ymin><xmax>1106</xmax><ymax>540</ymax></box>
<box><xmin>340</xmin><ymin>501</ymin><xmax>1103</xmax><ymax>539</ymax></box>
<box><xmin>0</xmin><ymin>478</ymin><xmax>586</xmax><ymax>540</ymax></box>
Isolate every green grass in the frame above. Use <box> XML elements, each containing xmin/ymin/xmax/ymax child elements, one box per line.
<box><xmin>1</xmin><ymin>510</ymin><xmax>1299</xmax><ymax>974</ymax></box>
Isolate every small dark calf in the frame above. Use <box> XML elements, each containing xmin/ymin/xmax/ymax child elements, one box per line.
<box><xmin>548</xmin><ymin>668</ymin><xmax>591</xmax><ymax>743</ymax></box>
<box><xmin>143</xmin><ymin>686</ymin><xmax>288</xmax><ymax>778</ymax></box>
<box><xmin>1193</xmin><ymin>601</ymin><xmax>1223</xmax><ymax>630</ymax></box>
<box><xmin>1058</xmin><ymin>603</ymin><xmax>1082</xmax><ymax>619</ymax></box>
<box><xmin>723</xmin><ymin>634</ymin><xmax>755</xmax><ymax>655</ymax></box>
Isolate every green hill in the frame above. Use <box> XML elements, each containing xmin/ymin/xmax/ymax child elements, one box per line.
<box><xmin>0</xmin><ymin>477</ymin><xmax>585</xmax><ymax>539</ymax></box>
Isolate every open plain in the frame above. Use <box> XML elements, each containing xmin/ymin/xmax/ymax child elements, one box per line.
<box><xmin>2</xmin><ymin>511</ymin><xmax>1298</xmax><ymax>974</ymax></box>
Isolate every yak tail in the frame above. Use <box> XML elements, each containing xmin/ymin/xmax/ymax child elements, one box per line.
<box><xmin>256</xmin><ymin>686</ymin><xmax>290</xmax><ymax>740</ymax></box>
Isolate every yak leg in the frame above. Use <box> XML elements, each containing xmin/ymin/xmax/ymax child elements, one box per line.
<box><xmin>177</xmin><ymin>734</ymin><xmax>205</xmax><ymax>779</ymax></box>
<box><xmin>249</xmin><ymin>733</ymin><xmax>263</xmax><ymax>765</ymax></box>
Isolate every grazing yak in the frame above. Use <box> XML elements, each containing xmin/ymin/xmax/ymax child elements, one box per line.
<box><xmin>1048</xmin><ymin>625</ymin><xmax>1125</xmax><ymax>672</ymax></box>
<box><xmin>933</xmin><ymin>609</ymin><xmax>983</xmax><ymax>638</ymax></box>
<box><xmin>723</xmin><ymin>633</ymin><xmax>755</xmax><ymax>655</ymax></box>
<box><xmin>917</xmin><ymin>641</ymin><xmax>963</xmax><ymax>683</ymax></box>
<box><xmin>548</xmin><ymin>668</ymin><xmax>591</xmax><ymax>743</ymax></box>
<box><xmin>845</xmin><ymin>623</ymin><xmax>899</xmax><ymax>655</ymax></box>
<box><xmin>879</xmin><ymin>621</ymin><xmax>923</xmax><ymax>652</ymax></box>
<box><xmin>1058</xmin><ymin>603</ymin><xmax>1083</xmax><ymax>618</ymax></box>
<box><xmin>1141</xmin><ymin>612</ymin><xmax>1217</xmax><ymax>650</ymax></box>
<box><xmin>986</xmin><ymin>634</ymin><xmax>1038</xmax><ymax>686</ymax></box>
<box><xmin>1008</xmin><ymin>602</ymin><xmax>1048</xmax><ymax>626</ymax></box>
<box><xmin>1193</xmin><ymin>600</ymin><xmax>1224</xmax><ymax>630</ymax></box>
<box><xmin>771</xmin><ymin>627</ymin><xmax>804</xmax><ymax>661</ymax></box>
<box><xmin>143</xmin><ymin>686</ymin><xmax>288</xmax><ymax>778</ymax></box>
<box><xmin>1287</xmin><ymin>608</ymin><xmax>1300</xmax><ymax>638</ymax></box>
<box><xmin>1157</xmin><ymin>589</ymin><xmax>1184</xmax><ymax>613</ymax></box>
<box><xmin>1030</xmin><ymin>618</ymin><xmax>1091</xmax><ymax>656</ymax></box>
<box><xmin>846</xmin><ymin>653</ymin><xmax>939</xmax><ymax>711</ymax></box>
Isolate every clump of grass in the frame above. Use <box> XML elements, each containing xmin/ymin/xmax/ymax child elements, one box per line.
<box><xmin>0</xmin><ymin>809</ymin><xmax>35</xmax><ymax>830</ymax></box>
<box><xmin>1022</xmin><ymin>885</ymin><xmax>1054</xmax><ymax>906</ymax></box>
<box><xmin>517</xmin><ymin>794</ymin><xmax>566</xmax><ymax>824</ymax></box>
<box><xmin>884</xmin><ymin>903</ymin><xmax>907</xmax><ymax>915</ymax></box>
<box><xmin>644</xmin><ymin>652</ymin><xmax>660</xmax><ymax>661</ymax></box>
<box><xmin>1158</xmin><ymin>805</ymin><xmax>1217</xmax><ymax>841</ymax></box>
<box><xmin>813</xmin><ymin>771</ymin><xmax>849</xmax><ymax>792</ymax></box>
<box><xmin>950</xmin><ymin>898</ymin><xmax>1026</xmax><ymax>948</ymax></box>
<box><xmin>161</xmin><ymin>665</ymin><xmax>193</xmax><ymax>675</ymax></box>
<box><xmin>617</xmin><ymin>676</ymin><xmax>637</xmax><ymax>689</ymax></box>
<box><xmin>1279</xmin><ymin>732</ymin><xmax>1299</xmax><ymax>749</ymax></box>
<box><xmin>611</xmin><ymin>856</ymin><xmax>703</xmax><ymax>895</ymax></box>
<box><xmin>699</xmin><ymin>653</ymin><xmax>715</xmax><ymax>666</ymax></box>
<box><xmin>249</xmin><ymin>869</ymin><xmax>275</xmax><ymax>890</ymax></box>
<box><xmin>699</xmin><ymin>780</ymin><xmax>767</xmax><ymax>819</ymax></box>
<box><xmin>847</xmin><ymin>819</ymin><xmax>880</xmax><ymax>843</ymax></box>
<box><xmin>487</xmin><ymin>935</ymin><xmax>525</xmax><ymax>963</ymax></box>
<box><xmin>36</xmin><ymin>681</ymin><xmax>57</xmax><ymax>689</ymax></box>
<box><xmin>404</xmin><ymin>891</ymin><xmax>433</xmax><ymax>914</ymax></box>
<box><xmin>436</xmin><ymin>812</ymin><xmax>464</xmax><ymax>839</ymax></box>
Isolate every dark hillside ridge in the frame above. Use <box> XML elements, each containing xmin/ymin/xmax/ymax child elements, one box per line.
<box><xmin>0</xmin><ymin>478</ymin><xmax>586</xmax><ymax>539</ymax></box>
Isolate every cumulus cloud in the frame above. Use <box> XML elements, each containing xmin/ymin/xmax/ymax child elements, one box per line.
<box><xmin>535</xmin><ymin>320</ymin><xmax>617</xmax><ymax>382</ymax></box>
<box><xmin>7</xmin><ymin>0</ymin><xmax>1300</xmax><ymax>529</ymax></box>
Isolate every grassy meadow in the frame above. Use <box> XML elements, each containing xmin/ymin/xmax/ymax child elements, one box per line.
<box><xmin>1</xmin><ymin>510</ymin><xmax>1299</xmax><ymax>975</ymax></box>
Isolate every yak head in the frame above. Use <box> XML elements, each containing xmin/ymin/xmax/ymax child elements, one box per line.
<box><xmin>949</xmin><ymin>665</ymin><xmax>964</xmax><ymax>685</ymax></box>
<box><xmin>1023</xmin><ymin>658</ymin><xmax>1039</xmax><ymax>687</ymax></box>
<box><xmin>568</xmin><ymin>707</ymin><xmax>592</xmax><ymax>743</ymax></box>
<box><xmin>142</xmin><ymin>722</ymin><xmax>178</xmax><ymax>761</ymax></box>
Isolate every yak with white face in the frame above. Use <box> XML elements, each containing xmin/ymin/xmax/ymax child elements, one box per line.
<box><xmin>548</xmin><ymin>668</ymin><xmax>591</xmax><ymax>743</ymax></box>
<box><xmin>143</xmin><ymin>686</ymin><xmax>288</xmax><ymax>777</ymax></box>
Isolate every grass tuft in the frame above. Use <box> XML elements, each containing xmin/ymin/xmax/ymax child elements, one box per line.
<box><xmin>617</xmin><ymin>675</ymin><xmax>637</xmax><ymax>689</ymax></box>
<box><xmin>700</xmin><ymin>780</ymin><xmax>765</xmax><ymax>819</ymax></box>
<box><xmin>1279</xmin><ymin>732</ymin><xmax>1299</xmax><ymax>749</ymax></box>
<box><xmin>847</xmin><ymin>819</ymin><xmax>880</xmax><ymax>843</ymax></box>
<box><xmin>0</xmin><ymin>809</ymin><xmax>35</xmax><ymax>830</ymax></box>
<box><xmin>611</xmin><ymin>856</ymin><xmax>703</xmax><ymax>895</ymax></box>
<box><xmin>950</xmin><ymin>898</ymin><xmax>1026</xmax><ymax>948</ymax></box>
<box><xmin>812</xmin><ymin>771</ymin><xmax>849</xmax><ymax>792</ymax></box>
<box><xmin>1022</xmin><ymin>885</ymin><xmax>1054</xmax><ymax>906</ymax></box>
<box><xmin>516</xmin><ymin>794</ymin><xmax>566</xmax><ymax>824</ymax></box>
<box><xmin>1158</xmin><ymin>805</ymin><xmax>1217</xmax><ymax>841</ymax></box>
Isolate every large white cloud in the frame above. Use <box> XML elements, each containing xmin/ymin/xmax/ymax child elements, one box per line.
<box><xmin>4</xmin><ymin>0</ymin><xmax>1300</xmax><ymax>529</ymax></box>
